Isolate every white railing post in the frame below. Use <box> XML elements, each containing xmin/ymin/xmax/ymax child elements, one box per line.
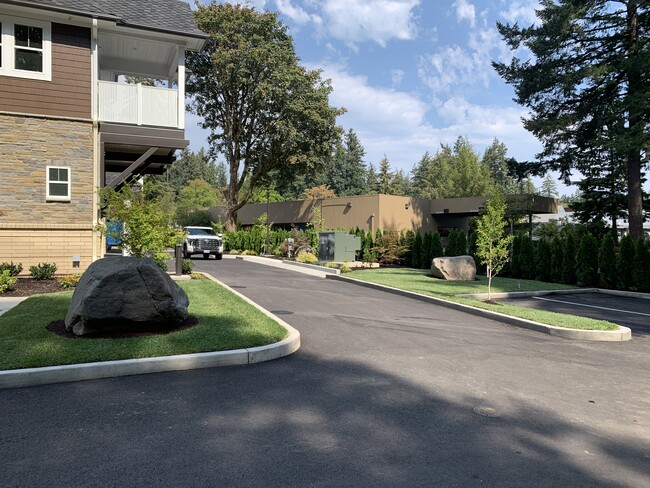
<box><xmin>177</xmin><ymin>46</ymin><xmax>185</xmax><ymax>129</ymax></box>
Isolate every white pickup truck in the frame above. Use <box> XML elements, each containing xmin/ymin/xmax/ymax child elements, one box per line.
<box><xmin>183</xmin><ymin>226</ymin><xmax>224</xmax><ymax>260</ymax></box>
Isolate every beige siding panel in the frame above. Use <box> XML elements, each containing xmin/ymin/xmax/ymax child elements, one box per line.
<box><xmin>0</xmin><ymin>229</ymin><xmax>96</xmax><ymax>275</ymax></box>
<box><xmin>0</xmin><ymin>23</ymin><xmax>91</xmax><ymax>119</ymax></box>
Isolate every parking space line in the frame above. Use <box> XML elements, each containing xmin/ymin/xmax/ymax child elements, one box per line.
<box><xmin>533</xmin><ymin>296</ymin><xmax>650</xmax><ymax>317</ymax></box>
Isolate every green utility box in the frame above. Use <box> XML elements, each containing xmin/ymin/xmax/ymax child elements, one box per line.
<box><xmin>318</xmin><ymin>232</ymin><xmax>361</xmax><ymax>262</ymax></box>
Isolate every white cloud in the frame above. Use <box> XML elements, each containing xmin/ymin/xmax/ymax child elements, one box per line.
<box><xmin>274</xmin><ymin>0</ymin><xmax>321</xmax><ymax>25</ymax></box>
<box><xmin>418</xmin><ymin>46</ymin><xmax>489</xmax><ymax>94</ymax></box>
<box><xmin>320</xmin><ymin>0</ymin><xmax>420</xmax><ymax>47</ymax></box>
<box><xmin>499</xmin><ymin>0</ymin><xmax>538</xmax><ymax>25</ymax></box>
<box><xmin>391</xmin><ymin>69</ymin><xmax>405</xmax><ymax>87</ymax></box>
<box><xmin>453</xmin><ymin>0</ymin><xmax>476</xmax><ymax>28</ymax></box>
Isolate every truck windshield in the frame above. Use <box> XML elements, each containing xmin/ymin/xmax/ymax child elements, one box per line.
<box><xmin>187</xmin><ymin>228</ymin><xmax>217</xmax><ymax>236</ymax></box>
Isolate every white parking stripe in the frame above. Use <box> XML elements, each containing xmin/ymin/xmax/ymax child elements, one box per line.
<box><xmin>532</xmin><ymin>296</ymin><xmax>650</xmax><ymax>317</ymax></box>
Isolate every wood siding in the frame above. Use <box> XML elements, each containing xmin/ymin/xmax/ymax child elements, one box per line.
<box><xmin>0</xmin><ymin>23</ymin><xmax>91</xmax><ymax>119</ymax></box>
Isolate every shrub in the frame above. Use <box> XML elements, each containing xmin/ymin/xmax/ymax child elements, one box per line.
<box><xmin>326</xmin><ymin>262</ymin><xmax>338</xmax><ymax>268</ymax></box>
<box><xmin>29</xmin><ymin>262</ymin><xmax>57</xmax><ymax>280</ymax></box>
<box><xmin>535</xmin><ymin>238</ymin><xmax>552</xmax><ymax>282</ymax></box>
<box><xmin>296</xmin><ymin>251</ymin><xmax>318</xmax><ymax>264</ymax></box>
<box><xmin>561</xmin><ymin>233</ymin><xmax>577</xmax><ymax>285</ymax></box>
<box><xmin>510</xmin><ymin>234</ymin><xmax>523</xmax><ymax>278</ymax></box>
<box><xmin>576</xmin><ymin>233</ymin><xmax>599</xmax><ymax>287</ymax></box>
<box><xmin>598</xmin><ymin>233</ymin><xmax>616</xmax><ymax>288</ymax></box>
<box><xmin>616</xmin><ymin>234</ymin><xmax>635</xmax><ymax>290</ymax></box>
<box><xmin>241</xmin><ymin>249</ymin><xmax>258</xmax><ymax>256</ymax></box>
<box><xmin>228</xmin><ymin>249</ymin><xmax>241</xmax><ymax>255</ymax></box>
<box><xmin>411</xmin><ymin>232</ymin><xmax>422</xmax><ymax>268</ymax></box>
<box><xmin>56</xmin><ymin>274</ymin><xmax>81</xmax><ymax>289</ymax></box>
<box><xmin>519</xmin><ymin>235</ymin><xmax>535</xmax><ymax>280</ymax></box>
<box><xmin>421</xmin><ymin>231</ymin><xmax>433</xmax><ymax>269</ymax></box>
<box><xmin>633</xmin><ymin>239</ymin><xmax>650</xmax><ymax>292</ymax></box>
<box><xmin>550</xmin><ymin>236</ymin><xmax>563</xmax><ymax>283</ymax></box>
<box><xmin>373</xmin><ymin>226</ymin><xmax>408</xmax><ymax>265</ymax></box>
<box><xmin>339</xmin><ymin>264</ymin><xmax>352</xmax><ymax>273</ymax></box>
<box><xmin>431</xmin><ymin>232</ymin><xmax>444</xmax><ymax>260</ymax></box>
<box><xmin>151</xmin><ymin>253</ymin><xmax>170</xmax><ymax>271</ymax></box>
<box><xmin>0</xmin><ymin>270</ymin><xmax>18</xmax><ymax>293</ymax></box>
<box><xmin>181</xmin><ymin>259</ymin><xmax>195</xmax><ymax>275</ymax></box>
<box><xmin>0</xmin><ymin>262</ymin><xmax>23</xmax><ymax>277</ymax></box>
<box><xmin>190</xmin><ymin>272</ymin><xmax>206</xmax><ymax>280</ymax></box>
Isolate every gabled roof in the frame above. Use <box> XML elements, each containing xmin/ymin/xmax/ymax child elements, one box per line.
<box><xmin>3</xmin><ymin>0</ymin><xmax>206</xmax><ymax>39</ymax></box>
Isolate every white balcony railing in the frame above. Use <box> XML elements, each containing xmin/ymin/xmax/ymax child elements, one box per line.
<box><xmin>98</xmin><ymin>81</ymin><xmax>180</xmax><ymax>128</ymax></box>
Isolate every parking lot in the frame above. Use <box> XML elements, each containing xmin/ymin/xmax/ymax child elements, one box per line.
<box><xmin>497</xmin><ymin>292</ymin><xmax>650</xmax><ymax>337</ymax></box>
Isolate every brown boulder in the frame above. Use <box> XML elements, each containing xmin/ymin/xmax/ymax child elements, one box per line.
<box><xmin>431</xmin><ymin>255</ymin><xmax>477</xmax><ymax>281</ymax></box>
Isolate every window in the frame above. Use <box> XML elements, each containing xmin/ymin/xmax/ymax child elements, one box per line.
<box><xmin>0</xmin><ymin>16</ymin><xmax>51</xmax><ymax>81</ymax></box>
<box><xmin>46</xmin><ymin>166</ymin><xmax>71</xmax><ymax>202</ymax></box>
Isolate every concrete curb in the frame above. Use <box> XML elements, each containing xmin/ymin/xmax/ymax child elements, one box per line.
<box><xmin>327</xmin><ymin>275</ymin><xmax>632</xmax><ymax>342</ymax></box>
<box><xmin>0</xmin><ymin>274</ymin><xmax>300</xmax><ymax>389</ymax></box>
<box><xmin>0</xmin><ymin>296</ymin><xmax>29</xmax><ymax>316</ymax></box>
<box><xmin>229</xmin><ymin>254</ymin><xmax>333</xmax><ymax>278</ymax></box>
<box><xmin>459</xmin><ymin>288</ymin><xmax>650</xmax><ymax>300</ymax></box>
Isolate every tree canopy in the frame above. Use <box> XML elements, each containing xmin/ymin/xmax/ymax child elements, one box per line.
<box><xmin>494</xmin><ymin>1</ymin><xmax>650</xmax><ymax>238</ymax></box>
<box><xmin>187</xmin><ymin>2</ymin><xmax>344</xmax><ymax>229</ymax></box>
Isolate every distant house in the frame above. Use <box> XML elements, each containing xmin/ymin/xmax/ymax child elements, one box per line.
<box><xmin>0</xmin><ymin>0</ymin><xmax>206</xmax><ymax>274</ymax></box>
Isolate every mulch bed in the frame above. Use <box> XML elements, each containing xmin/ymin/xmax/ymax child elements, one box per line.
<box><xmin>46</xmin><ymin>315</ymin><xmax>199</xmax><ymax>339</ymax></box>
<box><xmin>2</xmin><ymin>278</ymin><xmax>64</xmax><ymax>297</ymax></box>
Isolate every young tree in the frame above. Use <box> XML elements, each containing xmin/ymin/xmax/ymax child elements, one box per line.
<box><xmin>476</xmin><ymin>193</ymin><xmax>514</xmax><ymax>300</ymax></box>
<box><xmin>187</xmin><ymin>3</ymin><xmax>344</xmax><ymax>230</ymax></box>
<box><xmin>494</xmin><ymin>1</ymin><xmax>650</xmax><ymax>239</ymax></box>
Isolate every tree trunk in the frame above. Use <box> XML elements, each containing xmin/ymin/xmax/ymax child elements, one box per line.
<box><xmin>627</xmin><ymin>151</ymin><xmax>644</xmax><ymax>240</ymax></box>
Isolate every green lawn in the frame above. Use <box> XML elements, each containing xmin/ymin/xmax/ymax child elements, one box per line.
<box><xmin>0</xmin><ymin>279</ymin><xmax>288</xmax><ymax>371</ymax></box>
<box><xmin>347</xmin><ymin>268</ymin><xmax>618</xmax><ymax>331</ymax></box>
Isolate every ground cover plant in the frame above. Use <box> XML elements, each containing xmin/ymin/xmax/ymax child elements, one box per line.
<box><xmin>346</xmin><ymin>268</ymin><xmax>618</xmax><ymax>331</ymax></box>
<box><xmin>0</xmin><ymin>279</ymin><xmax>287</xmax><ymax>370</ymax></box>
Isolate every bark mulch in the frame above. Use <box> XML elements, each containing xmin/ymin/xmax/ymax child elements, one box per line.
<box><xmin>2</xmin><ymin>278</ymin><xmax>65</xmax><ymax>297</ymax></box>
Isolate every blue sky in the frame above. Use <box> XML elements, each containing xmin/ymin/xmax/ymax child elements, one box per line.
<box><xmin>187</xmin><ymin>0</ymin><xmax>573</xmax><ymax>193</ymax></box>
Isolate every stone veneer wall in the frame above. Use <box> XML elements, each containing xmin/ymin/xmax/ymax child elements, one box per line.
<box><xmin>0</xmin><ymin>114</ymin><xmax>97</xmax><ymax>274</ymax></box>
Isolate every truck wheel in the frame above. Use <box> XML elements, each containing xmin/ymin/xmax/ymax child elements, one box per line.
<box><xmin>215</xmin><ymin>254</ymin><xmax>223</xmax><ymax>261</ymax></box>
<box><xmin>183</xmin><ymin>245</ymin><xmax>190</xmax><ymax>259</ymax></box>
<box><xmin>203</xmin><ymin>253</ymin><xmax>210</xmax><ymax>259</ymax></box>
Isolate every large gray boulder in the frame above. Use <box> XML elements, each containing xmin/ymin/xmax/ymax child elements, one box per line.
<box><xmin>431</xmin><ymin>255</ymin><xmax>477</xmax><ymax>281</ymax></box>
<box><xmin>65</xmin><ymin>257</ymin><xmax>189</xmax><ymax>336</ymax></box>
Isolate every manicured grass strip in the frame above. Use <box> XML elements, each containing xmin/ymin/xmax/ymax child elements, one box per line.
<box><xmin>0</xmin><ymin>280</ymin><xmax>287</xmax><ymax>371</ymax></box>
<box><xmin>347</xmin><ymin>268</ymin><xmax>618</xmax><ymax>331</ymax></box>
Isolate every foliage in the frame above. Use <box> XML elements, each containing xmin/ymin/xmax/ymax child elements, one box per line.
<box><xmin>300</xmin><ymin>184</ymin><xmax>337</xmax><ymax>200</ymax></box>
<box><xmin>533</xmin><ymin>221</ymin><xmax>560</xmax><ymax>241</ymax></box>
<box><xmin>633</xmin><ymin>239</ymin><xmax>650</xmax><ymax>292</ymax></box>
<box><xmin>535</xmin><ymin>238</ymin><xmax>552</xmax><ymax>283</ymax></box>
<box><xmin>411</xmin><ymin>232</ymin><xmax>422</xmax><ymax>268</ymax></box>
<box><xmin>29</xmin><ymin>263</ymin><xmax>57</xmax><ymax>280</ymax></box>
<box><xmin>181</xmin><ymin>259</ymin><xmax>195</xmax><ymax>275</ymax></box>
<box><xmin>540</xmin><ymin>174</ymin><xmax>559</xmax><ymax>198</ymax></box>
<box><xmin>598</xmin><ymin>233</ymin><xmax>617</xmax><ymax>288</ymax></box>
<box><xmin>0</xmin><ymin>270</ymin><xmax>17</xmax><ymax>293</ymax></box>
<box><xmin>474</xmin><ymin>193</ymin><xmax>514</xmax><ymax>299</ymax></box>
<box><xmin>431</xmin><ymin>232</ymin><xmax>444</xmax><ymax>261</ymax></box>
<box><xmin>561</xmin><ymin>234</ymin><xmax>577</xmax><ymax>285</ymax></box>
<box><xmin>421</xmin><ymin>231</ymin><xmax>433</xmax><ymax>269</ymax></box>
<box><xmin>296</xmin><ymin>250</ymin><xmax>318</xmax><ymax>263</ymax></box>
<box><xmin>329</xmin><ymin>129</ymin><xmax>368</xmax><ymax>197</ymax></box>
<box><xmin>56</xmin><ymin>274</ymin><xmax>80</xmax><ymax>289</ymax></box>
<box><xmin>339</xmin><ymin>264</ymin><xmax>352</xmax><ymax>273</ymax></box>
<box><xmin>98</xmin><ymin>184</ymin><xmax>185</xmax><ymax>265</ymax></box>
<box><xmin>187</xmin><ymin>3</ymin><xmax>344</xmax><ymax>230</ymax></box>
<box><xmin>510</xmin><ymin>234</ymin><xmax>523</xmax><ymax>278</ymax></box>
<box><xmin>241</xmin><ymin>250</ymin><xmax>258</xmax><ymax>256</ymax></box>
<box><xmin>481</xmin><ymin>138</ymin><xmax>518</xmax><ymax>194</ymax></box>
<box><xmin>152</xmin><ymin>149</ymin><xmax>226</xmax><ymax>196</ymax></box>
<box><xmin>576</xmin><ymin>233</ymin><xmax>599</xmax><ymax>287</ymax></box>
<box><xmin>372</xmin><ymin>226</ymin><xmax>408</xmax><ymax>265</ymax></box>
<box><xmin>616</xmin><ymin>234</ymin><xmax>636</xmax><ymax>290</ymax></box>
<box><xmin>175</xmin><ymin>179</ymin><xmax>220</xmax><ymax>226</ymax></box>
<box><xmin>494</xmin><ymin>1</ymin><xmax>650</xmax><ymax>239</ymax></box>
<box><xmin>0</xmin><ymin>262</ymin><xmax>23</xmax><ymax>277</ymax></box>
<box><xmin>550</xmin><ymin>236</ymin><xmax>564</xmax><ymax>284</ymax></box>
<box><xmin>519</xmin><ymin>235</ymin><xmax>535</xmax><ymax>280</ymax></box>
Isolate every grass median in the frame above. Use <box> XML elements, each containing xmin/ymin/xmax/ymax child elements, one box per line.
<box><xmin>0</xmin><ymin>279</ymin><xmax>288</xmax><ymax>371</ymax></box>
<box><xmin>347</xmin><ymin>268</ymin><xmax>618</xmax><ymax>331</ymax></box>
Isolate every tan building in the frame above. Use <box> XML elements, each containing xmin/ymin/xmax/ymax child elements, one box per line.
<box><xmin>210</xmin><ymin>194</ymin><xmax>558</xmax><ymax>237</ymax></box>
<box><xmin>0</xmin><ymin>0</ymin><xmax>205</xmax><ymax>274</ymax></box>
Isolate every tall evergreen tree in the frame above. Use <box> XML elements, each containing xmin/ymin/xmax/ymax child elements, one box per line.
<box><xmin>576</xmin><ymin>233</ymin><xmax>599</xmax><ymax>287</ymax></box>
<box><xmin>494</xmin><ymin>1</ymin><xmax>650</xmax><ymax>239</ymax></box>
<box><xmin>562</xmin><ymin>233</ymin><xmax>577</xmax><ymax>285</ymax></box>
<box><xmin>519</xmin><ymin>235</ymin><xmax>536</xmax><ymax>280</ymax></box>
<box><xmin>431</xmin><ymin>232</ymin><xmax>444</xmax><ymax>261</ymax></box>
<box><xmin>535</xmin><ymin>238</ymin><xmax>552</xmax><ymax>282</ymax></box>
<box><xmin>617</xmin><ymin>234</ymin><xmax>636</xmax><ymax>290</ymax></box>
<box><xmin>328</xmin><ymin>129</ymin><xmax>368</xmax><ymax>196</ymax></box>
<box><xmin>633</xmin><ymin>238</ymin><xmax>650</xmax><ymax>292</ymax></box>
<box><xmin>598</xmin><ymin>232</ymin><xmax>617</xmax><ymax>288</ymax></box>
<box><xmin>421</xmin><ymin>231</ymin><xmax>433</xmax><ymax>269</ymax></box>
<box><xmin>540</xmin><ymin>174</ymin><xmax>559</xmax><ymax>198</ymax></box>
<box><xmin>550</xmin><ymin>235</ymin><xmax>564</xmax><ymax>283</ymax></box>
<box><xmin>411</xmin><ymin>232</ymin><xmax>422</xmax><ymax>269</ymax></box>
<box><xmin>482</xmin><ymin>138</ymin><xmax>518</xmax><ymax>194</ymax></box>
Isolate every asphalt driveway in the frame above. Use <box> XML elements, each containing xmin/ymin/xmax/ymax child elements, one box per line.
<box><xmin>1</xmin><ymin>258</ymin><xmax>649</xmax><ymax>487</ymax></box>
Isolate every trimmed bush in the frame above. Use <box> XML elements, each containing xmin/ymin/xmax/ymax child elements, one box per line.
<box><xmin>617</xmin><ymin>234</ymin><xmax>635</xmax><ymax>290</ymax></box>
<box><xmin>411</xmin><ymin>232</ymin><xmax>422</xmax><ymax>269</ymax></box>
<box><xmin>0</xmin><ymin>262</ymin><xmax>23</xmax><ymax>277</ymax></box>
<box><xmin>550</xmin><ymin>236</ymin><xmax>563</xmax><ymax>283</ymax></box>
<box><xmin>445</xmin><ymin>229</ymin><xmax>466</xmax><ymax>257</ymax></box>
<box><xmin>0</xmin><ymin>270</ymin><xmax>17</xmax><ymax>293</ymax></box>
<box><xmin>431</xmin><ymin>232</ymin><xmax>444</xmax><ymax>260</ymax></box>
<box><xmin>598</xmin><ymin>233</ymin><xmax>616</xmax><ymax>288</ymax></box>
<box><xmin>402</xmin><ymin>229</ymin><xmax>415</xmax><ymax>267</ymax></box>
<box><xmin>29</xmin><ymin>262</ymin><xmax>57</xmax><ymax>280</ymax></box>
<box><xmin>519</xmin><ymin>235</ymin><xmax>535</xmax><ymax>280</ymax></box>
<box><xmin>576</xmin><ymin>233</ymin><xmax>599</xmax><ymax>287</ymax></box>
<box><xmin>633</xmin><ymin>239</ymin><xmax>650</xmax><ymax>292</ymax></box>
<box><xmin>535</xmin><ymin>239</ymin><xmax>552</xmax><ymax>282</ymax></box>
<box><xmin>421</xmin><ymin>231</ymin><xmax>433</xmax><ymax>269</ymax></box>
<box><xmin>561</xmin><ymin>234</ymin><xmax>577</xmax><ymax>285</ymax></box>
<box><xmin>510</xmin><ymin>234</ymin><xmax>523</xmax><ymax>278</ymax></box>
<box><xmin>181</xmin><ymin>259</ymin><xmax>195</xmax><ymax>275</ymax></box>
<box><xmin>296</xmin><ymin>251</ymin><xmax>318</xmax><ymax>264</ymax></box>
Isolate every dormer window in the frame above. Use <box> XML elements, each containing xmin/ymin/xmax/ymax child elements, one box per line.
<box><xmin>0</xmin><ymin>15</ymin><xmax>51</xmax><ymax>81</ymax></box>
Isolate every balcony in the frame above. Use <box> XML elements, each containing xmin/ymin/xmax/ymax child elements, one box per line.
<box><xmin>98</xmin><ymin>81</ymin><xmax>180</xmax><ymax>128</ymax></box>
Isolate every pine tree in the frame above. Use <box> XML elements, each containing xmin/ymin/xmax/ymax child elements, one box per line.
<box><xmin>519</xmin><ymin>235</ymin><xmax>535</xmax><ymax>280</ymax></box>
<box><xmin>633</xmin><ymin>238</ymin><xmax>650</xmax><ymax>292</ymax></box>
<box><xmin>598</xmin><ymin>233</ymin><xmax>616</xmax><ymax>288</ymax></box>
<box><xmin>540</xmin><ymin>174</ymin><xmax>559</xmax><ymax>198</ymax></box>
<box><xmin>535</xmin><ymin>239</ymin><xmax>552</xmax><ymax>282</ymax></box>
<box><xmin>550</xmin><ymin>235</ymin><xmax>564</xmax><ymax>283</ymax></box>
<box><xmin>617</xmin><ymin>234</ymin><xmax>635</xmax><ymax>290</ymax></box>
<box><xmin>411</xmin><ymin>232</ymin><xmax>422</xmax><ymax>269</ymax></box>
<box><xmin>421</xmin><ymin>231</ymin><xmax>433</xmax><ymax>270</ymax></box>
<box><xmin>431</xmin><ymin>232</ymin><xmax>444</xmax><ymax>260</ymax></box>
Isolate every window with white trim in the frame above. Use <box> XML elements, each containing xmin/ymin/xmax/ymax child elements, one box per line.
<box><xmin>46</xmin><ymin>166</ymin><xmax>71</xmax><ymax>202</ymax></box>
<box><xmin>0</xmin><ymin>15</ymin><xmax>51</xmax><ymax>81</ymax></box>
